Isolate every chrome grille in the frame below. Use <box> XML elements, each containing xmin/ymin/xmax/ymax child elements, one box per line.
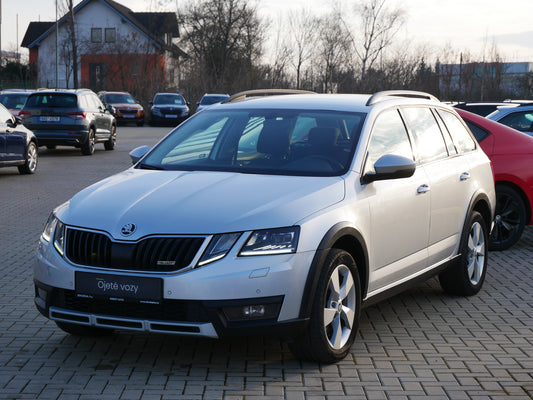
<box><xmin>65</xmin><ymin>228</ymin><xmax>205</xmax><ymax>272</ymax></box>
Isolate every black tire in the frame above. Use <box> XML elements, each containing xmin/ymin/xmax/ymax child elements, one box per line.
<box><xmin>55</xmin><ymin>321</ymin><xmax>113</xmax><ymax>337</ymax></box>
<box><xmin>104</xmin><ymin>125</ymin><xmax>116</xmax><ymax>150</ymax></box>
<box><xmin>136</xmin><ymin>120</ymin><xmax>144</xmax><ymax>127</ymax></box>
<box><xmin>439</xmin><ymin>211</ymin><xmax>488</xmax><ymax>296</ymax></box>
<box><xmin>18</xmin><ymin>142</ymin><xmax>38</xmax><ymax>174</ymax></box>
<box><xmin>289</xmin><ymin>249</ymin><xmax>361</xmax><ymax>363</ymax></box>
<box><xmin>81</xmin><ymin>128</ymin><xmax>95</xmax><ymax>155</ymax></box>
<box><xmin>489</xmin><ymin>186</ymin><xmax>526</xmax><ymax>251</ymax></box>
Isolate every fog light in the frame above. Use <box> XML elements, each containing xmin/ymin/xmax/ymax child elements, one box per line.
<box><xmin>37</xmin><ymin>287</ymin><xmax>48</xmax><ymax>301</ymax></box>
<box><xmin>222</xmin><ymin>302</ymin><xmax>280</xmax><ymax>322</ymax></box>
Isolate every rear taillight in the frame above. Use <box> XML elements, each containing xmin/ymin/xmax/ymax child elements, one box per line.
<box><xmin>19</xmin><ymin>110</ymin><xmax>31</xmax><ymax>115</ymax></box>
<box><xmin>68</xmin><ymin>111</ymin><xmax>87</xmax><ymax>120</ymax></box>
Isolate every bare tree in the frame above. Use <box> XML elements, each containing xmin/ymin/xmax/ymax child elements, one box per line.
<box><xmin>348</xmin><ymin>0</ymin><xmax>405</xmax><ymax>81</ymax></box>
<box><xmin>178</xmin><ymin>0</ymin><xmax>265</xmax><ymax>93</ymax></box>
<box><xmin>288</xmin><ymin>9</ymin><xmax>318</xmax><ymax>89</ymax></box>
<box><xmin>67</xmin><ymin>0</ymin><xmax>78</xmax><ymax>88</ymax></box>
<box><xmin>315</xmin><ymin>11</ymin><xmax>352</xmax><ymax>93</ymax></box>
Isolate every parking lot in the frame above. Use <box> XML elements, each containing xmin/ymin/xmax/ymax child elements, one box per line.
<box><xmin>0</xmin><ymin>125</ymin><xmax>532</xmax><ymax>400</ymax></box>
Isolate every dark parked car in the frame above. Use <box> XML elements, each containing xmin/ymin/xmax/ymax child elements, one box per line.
<box><xmin>99</xmin><ymin>91</ymin><xmax>145</xmax><ymax>126</ymax></box>
<box><xmin>149</xmin><ymin>93</ymin><xmax>190</xmax><ymax>126</ymax></box>
<box><xmin>0</xmin><ymin>103</ymin><xmax>38</xmax><ymax>174</ymax></box>
<box><xmin>20</xmin><ymin>89</ymin><xmax>116</xmax><ymax>155</ymax></box>
<box><xmin>0</xmin><ymin>89</ymin><xmax>33</xmax><ymax>117</ymax></box>
<box><xmin>453</xmin><ymin>102</ymin><xmax>516</xmax><ymax>117</ymax></box>
<box><xmin>457</xmin><ymin>108</ymin><xmax>533</xmax><ymax>250</ymax></box>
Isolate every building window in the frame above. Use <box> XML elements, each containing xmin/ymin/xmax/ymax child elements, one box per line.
<box><xmin>91</xmin><ymin>28</ymin><xmax>102</xmax><ymax>43</ymax></box>
<box><xmin>105</xmin><ymin>28</ymin><xmax>116</xmax><ymax>43</ymax></box>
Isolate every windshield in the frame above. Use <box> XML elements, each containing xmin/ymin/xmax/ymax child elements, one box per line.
<box><xmin>0</xmin><ymin>93</ymin><xmax>30</xmax><ymax>109</ymax></box>
<box><xmin>154</xmin><ymin>94</ymin><xmax>185</xmax><ymax>105</ymax></box>
<box><xmin>201</xmin><ymin>95</ymin><xmax>228</xmax><ymax>105</ymax></box>
<box><xmin>139</xmin><ymin>109</ymin><xmax>365</xmax><ymax>176</ymax></box>
<box><xmin>106</xmin><ymin>93</ymin><xmax>135</xmax><ymax>104</ymax></box>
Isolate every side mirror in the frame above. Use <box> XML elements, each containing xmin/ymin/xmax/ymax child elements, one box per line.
<box><xmin>361</xmin><ymin>154</ymin><xmax>416</xmax><ymax>184</ymax></box>
<box><xmin>14</xmin><ymin>116</ymin><xmax>22</xmax><ymax>125</ymax></box>
<box><xmin>129</xmin><ymin>145</ymin><xmax>151</xmax><ymax>164</ymax></box>
<box><xmin>149</xmin><ymin>101</ymin><xmax>153</xmax><ymax>105</ymax></box>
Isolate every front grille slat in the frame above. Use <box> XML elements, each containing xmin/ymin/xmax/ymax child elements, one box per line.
<box><xmin>51</xmin><ymin>288</ymin><xmax>210</xmax><ymax>322</ymax></box>
<box><xmin>65</xmin><ymin>228</ymin><xmax>204</xmax><ymax>273</ymax></box>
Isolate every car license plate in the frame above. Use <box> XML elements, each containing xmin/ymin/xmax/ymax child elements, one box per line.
<box><xmin>166</xmin><ymin>114</ymin><xmax>178</xmax><ymax>118</ymax></box>
<box><xmin>40</xmin><ymin>116</ymin><xmax>60</xmax><ymax>122</ymax></box>
<box><xmin>123</xmin><ymin>114</ymin><xmax>135</xmax><ymax>118</ymax></box>
<box><xmin>75</xmin><ymin>272</ymin><xmax>162</xmax><ymax>302</ymax></box>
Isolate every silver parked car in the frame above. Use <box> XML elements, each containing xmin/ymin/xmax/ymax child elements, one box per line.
<box><xmin>34</xmin><ymin>91</ymin><xmax>495</xmax><ymax>363</ymax></box>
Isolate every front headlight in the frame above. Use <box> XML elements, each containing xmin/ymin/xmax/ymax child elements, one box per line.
<box><xmin>41</xmin><ymin>214</ymin><xmax>58</xmax><ymax>242</ymax></box>
<box><xmin>41</xmin><ymin>213</ymin><xmax>66</xmax><ymax>256</ymax></box>
<box><xmin>152</xmin><ymin>107</ymin><xmax>161</xmax><ymax>116</ymax></box>
<box><xmin>53</xmin><ymin>220</ymin><xmax>66</xmax><ymax>256</ymax></box>
<box><xmin>198</xmin><ymin>233</ymin><xmax>241</xmax><ymax>266</ymax></box>
<box><xmin>239</xmin><ymin>227</ymin><xmax>300</xmax><ymax>256</ymax></box>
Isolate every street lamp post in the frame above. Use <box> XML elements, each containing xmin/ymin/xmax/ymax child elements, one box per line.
<box><xmin>56</xmin><ymin>0</ymin><xmax>59</xmax><ymax>88</ymax></box>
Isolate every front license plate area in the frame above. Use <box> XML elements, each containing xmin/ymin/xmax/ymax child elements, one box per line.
<box><xmin>75</xmin><ymin>272</ymin><xmax>162</xmax><ymax>303</ymax></box>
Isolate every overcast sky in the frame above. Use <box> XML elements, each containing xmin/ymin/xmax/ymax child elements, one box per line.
<box><xmin>3</xmin><ymin>0</ymin><xmax>533</xmax><ymax>63</ymax></box>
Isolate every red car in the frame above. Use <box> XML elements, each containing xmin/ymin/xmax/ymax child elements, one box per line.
<box><xmin>456</xmin><ymin>108</ymin><xmax>533</xmax><ymax>250</ymax></box>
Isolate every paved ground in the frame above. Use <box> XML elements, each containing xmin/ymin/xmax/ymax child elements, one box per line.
<box><xmin>0</xmin><ymin>126</ymin><xmax>532</xmax><ymax>400</ymax></box>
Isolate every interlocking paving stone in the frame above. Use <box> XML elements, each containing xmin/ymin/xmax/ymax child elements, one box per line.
<box><xmin>1</xmin><ymin>127</ymin><xmax>532</xmax><ymax>399</ymax></box>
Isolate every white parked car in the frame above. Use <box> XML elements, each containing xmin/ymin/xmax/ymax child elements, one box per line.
<box><xmin>487</xmin><ymin>103</ymin><xmax>533</xmax><ymax>136</ymax></box>
<box><xmin>34</xmin><ymin>91</ymin><xmax>495</xmax><ymax>363</ymax></box>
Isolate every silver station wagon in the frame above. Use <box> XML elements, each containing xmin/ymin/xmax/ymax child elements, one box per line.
<box><xmin>34</xmin><ymin>91</ymin><xmax>495</xmax><ymax>363</ymax></box>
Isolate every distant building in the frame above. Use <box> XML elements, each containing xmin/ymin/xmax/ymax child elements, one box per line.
<box><xmin>20</xmin><ymin>0</ymin><xmax>186</xmax><ymax>96</ymax></box>
<box><xmin>1</xmin><ymin>50</ymin><xmax>22</xmax><ymax>66</ymax></box>
<box><xmin>439</xmin><ymin>61</ymin><xmax>533</xmax><ymax>101</ymax></box>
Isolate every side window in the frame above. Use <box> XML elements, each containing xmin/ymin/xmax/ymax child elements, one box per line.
<box><xmin>79</xmin><ymin>95</ymin><xmax>89</xmax><ymax>109</ymax></box>
<box><xmin>463</xmin><ymin>120</ymin><xmax>491</xmax><ymax>143</ymax></box>
<box><xmin>104</xmin><ymin>28</ymin><xmax>116</xmax><ymax>43</ymax></box>
<box><xmin>498</xmin><ymin>111</ymin><xmax>533</xmax><ymax>132</ymax></box>
<box><xmin>93</xmin><ymin>94</ymin><xmax>104</xmax><ymax>109</ymax></box>
<box><xmin>365</xmin><ymin>109</ymin><xmax>414</xmax><ymax>174</ymax></box>
<box><xmin>401</xmin><ymin>107</ymin><xmax>448</xmax><ymax>163</ymax></box>
<box><xmin>91</xmin><ymin>28</ymin><xmax>102</xmax><ymax>43</ymax></box>
<box><xmin>438</xmin><ymin>110</ymin><xmax>476</xmax><ymax>152</ymax></box>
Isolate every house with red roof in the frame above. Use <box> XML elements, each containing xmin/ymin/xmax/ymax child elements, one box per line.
<box><xmin>21</xmin><ymin>0</ymin><xmax>186</xmax><ymax>96</ymax></box>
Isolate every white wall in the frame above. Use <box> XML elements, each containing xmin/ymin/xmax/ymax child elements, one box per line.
<box><xmin>36</xmin><ymin>0</ymin><xmax>158</xmax><ymax>88</ymax></box>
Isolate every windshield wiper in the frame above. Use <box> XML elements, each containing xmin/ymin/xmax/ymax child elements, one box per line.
<box><xmin>138</xmin><ymin>163</ymin><xmax>165</xmax><ymax>170</ymax></box>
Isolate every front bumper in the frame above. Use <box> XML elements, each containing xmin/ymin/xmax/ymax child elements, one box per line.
<box><xmin>33</xmin><ymin>235</ymin><xmax>314</xmax><ymax>339</ymax></box>
<box><xmin>34</xmin><ymin>280</ymin><xmax>308</xmax><ymax>338</ymax></box>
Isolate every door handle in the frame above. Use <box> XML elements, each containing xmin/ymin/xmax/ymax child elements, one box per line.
<box><xmin>417</xmin><ymin>184</ymin><xmax>430</xmax><ymax>194</ymax></box>
<box><xmin>460</xmin><ymin>172</ymin><xmax>471</xmax><ymax>181</ymax></box>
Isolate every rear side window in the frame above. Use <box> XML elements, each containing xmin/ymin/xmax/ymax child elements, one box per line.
<box><xmin>26</xmin><ymin>93</ymin><xmax>78</xmax><ymax>108</ymax></box>
<box><xmin>401</xmin><ymin>107</ymin><xmax>448</xmax><ymax>163</ymax></box>
<box><xmin>438</xmin><ymin>110</ymin><xmax>476</xmax><ymax>152</ymax></box>
<box><xmin>463</xmin><ymin>120</ymin><xmax>491</xmax><ymax>143</ymax></box>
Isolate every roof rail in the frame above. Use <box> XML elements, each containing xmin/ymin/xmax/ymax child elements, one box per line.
<box><xmin>366</xmin><ymin>90</ymin><xmax>439</xmax><ymax>106</ymax></box>
<box><xmin>223</xmin><ymin>89</ymin><xmax>316</xmax><ymax>103</ymax></box>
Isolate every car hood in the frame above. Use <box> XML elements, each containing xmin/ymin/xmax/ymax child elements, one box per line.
<box><xmin>111</xmin><ymin>103</ymin><xmax>142</xmax><ymax>109</ymax></box>
<box><xmin>60</xmin><ymin>170</ymin><xmax>345</xmax><ymax>239</ymax></box>
<box><xmin>153</xmin><ymin>104</ymin><xmax>188</xmax><ymax>109</ymax></box>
